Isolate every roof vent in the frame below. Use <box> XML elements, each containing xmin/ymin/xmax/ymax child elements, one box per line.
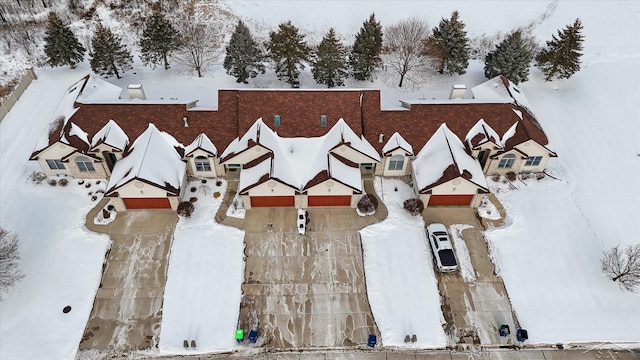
<box><xmin>183</xmin><ymin>116</ymin><xmax>188</xmax><ymax>128</ymax></box>
<box><xmin>127</xmin><ymin>84</ymin><xmax>146</xmax><ymax>100</ymax></box>
<box><xmin>379</xmin><ymin>134</ymin><xmax>384</xmax><ymax>143</ymax></box>
<box><xmin>449</xmin><ymin>84</ymin><xmax>467</xmax><ymax>100</ymax></box>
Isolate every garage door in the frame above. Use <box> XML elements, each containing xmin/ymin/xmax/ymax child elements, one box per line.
<box><xmin>251</xmin><ymin>196</ymin><xmax>294</xmax><ymax>207</ymax></box>
<box><xmin>428</xmin><ymin>195</ymin><xmax>473</xmax><ymax>206</ymax></box>
<box><xmin>123</xmin><ymin>197</ymin><xmax>171</xmax><ymax>209</ymax></box>
<box><xmin>308</xmin><ymin>195</ymin><xmax>352</xmax><ymax>207</ymax></box>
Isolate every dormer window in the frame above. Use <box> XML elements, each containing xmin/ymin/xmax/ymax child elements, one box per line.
<box><xmin>274</xmin><ymin>114</ymin><xmax>281</xmax><ymax>127</ymax></box>
<box><xmin>321</xmin><ymin>115</ymin><xmax>327</xmax><ymax>127</ymax></box>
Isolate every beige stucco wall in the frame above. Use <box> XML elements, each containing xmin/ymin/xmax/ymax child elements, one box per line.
<box><xmin>242</xmin><ymin>195</ymin><xmax>251</xmax><ymax>209</ymax></box>
<box><xmin>470</xmin><ymin>194</ymin><xmax>483</xmax><ymax>208</ymax></box>
<box><xmin>330</xmin><ymin>145</ymin><xmax>378</xmax><ymax>164</ymax></box>
<box><xmin>295</xmin><ymin>195</ymin><xmax>307</xmax><ymax>209</ymax></box>
<box><xmin>430</xmin><ymin>177</ymin><xmax>482</xmax><ymax>195</ymax></box>
<box><xmin>66</xmin><ymin>153</ymin><xmax>108</xmax><ymax>179</ymax></box>
<box><xmin>110</xmin><ymin>197</ymin><xmax>126</xmax><ymax>212</ymax></box>
<box><xmin>186</xmin><ymin>149</ymin><xmax>218</xmax><ymax>178</ymax></box>
<box><xmin>486</xmin><ymin>149</ymin><xmax>525</xmax><ymax>175</ymax></box>
<box><xmin>470</xmin><ymin>142</ymin><xmax>500</xmax><ymax>173</ymax></box>
<box><xmin>514</xmin><ymin>140</ymin><xmax>554</xmax><ymax>173</ymax></box>
<box><xmin>381</xmin><ymin>149</ymin><xmax>411</xmax><ymax>176</ymax></box>
<box><xmin>222</xmin><ymin>145</ymin><xmax>270</xmax><ymax>165</ymax></box>
<box><xmin>350</xmin><ymin>195</ymin><xmax>359</xmax><ymax>208</ymax></box>
<box><xmin>418</xmin><ymin>194</ymin><xmax>431</xmax><ymax>207</ymax></box>
<box><xmin>306</xmin><ymin>179</ymin><xmax>354</xmax><ymax>196</ymax></box>
<box><xmin>116</xmin><ymin>180</ymin><xmax>171</xmax><ymax>198</ymax></box>
<box><xmin>168</xmin><ymin>196</ymin><xmax>180</xmax><ymax>210</ymax></box>
<box><xmin>35</xmin><ymin>142</ymin><xmax>75</xmax><ymax>176</ymax></box>
<box><xmin>247</xmin><ymin>180</ymin><xmax>296</xmax><ymax>196</ymax></box>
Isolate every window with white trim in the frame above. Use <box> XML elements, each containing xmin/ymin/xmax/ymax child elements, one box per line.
<box><xmin>498</xmin><ymin>154</ymin><xmax>515</xmax><ymax>168</ymax></box>
<box><xmin>195</xmin><ymin>156</ymin><xmax>212</xmax><ymax>171</ymax></box>
<box><xmin>75</xmin><ymin>156</ymin><xmax>95</xmax><ymax>172</ymax></box>
<box><xmin>388</xmin><ymin>155</ymin><xmax>404</xmax><ymax>170</ymax></box>
<box><xmin>524</xmin><ymin>156</ymin><xmax>542</xmax><ymax>166</ymax></box>
<box><xmin>46</xmin><ymin>159</ymin><xmax>66</xmax><ymax>170</ymax></box>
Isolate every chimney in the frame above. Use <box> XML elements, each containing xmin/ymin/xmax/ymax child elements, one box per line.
<box><xmin>127</xmin><ymin>84</ymin><xmax>146</xmax><ymax>100</ymax></box>
<box><xmin>449</xmin><ymin>84</ymin><xmax>467</xmax><ymax>100</ymax></box>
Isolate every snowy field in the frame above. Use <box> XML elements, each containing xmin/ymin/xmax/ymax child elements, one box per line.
<box><xmin>159</xmin><ymin>180</ymin><xmax>245</xmax><ymax>355</ymax></box>
<box><xmin>0</xmin><ymin>1</ymin><xmax>639</xmax><ymax>359</ymax></box>
<box><xmin>0</xmin><ymin>70</ymin><xmax>111</xmax><ymax>360</ymax></box>
<box><xmin>359</xmin><ymin>178</ymin><xmax>447</xmax><ymax>348</ymax></box>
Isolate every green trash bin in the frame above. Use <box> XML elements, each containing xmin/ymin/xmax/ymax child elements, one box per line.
<box><xmin>235</xmin><ymin>329</ymin><xmax>244</xmax><ymax>343</ymax></box>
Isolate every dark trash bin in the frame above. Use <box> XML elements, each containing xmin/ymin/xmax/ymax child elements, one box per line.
<box><xmin>368</xmin><ymin>334</ymin><xmax>377</xmax><ymax>347</ymax></box>
<box><xmin>248</xmin><ymin>330</ymin><xmax>258</xmax><ymax>343</ymax></box>
<box><xmin>516</xmin><ymin>328</ymin><xmax>528</xmax><ymax>342</ymax></box>
<box><xmin>499</xmin><ymin>324</ymin><xmax>510</xmax><ymax>337</ymax></box>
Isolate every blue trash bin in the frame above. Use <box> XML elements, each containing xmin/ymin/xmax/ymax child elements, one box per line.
<box><xmin>516</xmin><ymin>329</ymin><xmax>528</xmax><ymax>342</ymax></box>
<box><xmin>368</xmin><ymin>334</ymin><xmax>377</xmax><ymax>347</ymax></box>
<box><xmin>499</xmin><ymin>324</ymin><xmax>510</xmax><ymax>337</ymax></box>
<box><xmin>248</xmin><ymin>330</ymin><xmax>258</xmax><ymax>343</ymax></box>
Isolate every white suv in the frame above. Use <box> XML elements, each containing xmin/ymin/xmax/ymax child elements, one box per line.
<box><xmin>426</xmin><ymin>223</ymin><xmax>458</xmax><ymax>272</ymax></box>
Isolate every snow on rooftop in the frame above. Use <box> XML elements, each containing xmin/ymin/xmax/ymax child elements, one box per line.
<box><xmin>65</xmin><ymin>122</ymin><xmax>89</xmax><ymax>146</ymax></box>
<box><xmin>471</xmin><ymin>76</ymin><xmax>513</xmax><ymax>102</ymax></box>
<box><xmin>501</xmin><ymin>122</ymin><xmax>519</xmax><ymax>148</ymax></box>
<box><xmin>185</xmin><ymin>133</ymin><xmax>218</xmax><ymax>156</ymax></box>
<box><xmin>106</xmin><ymin>124</ymin><xmax>186</xmax><ymax>194</ymax></box>
<box><xmin>238</xmin><ymin>156</ymin><xmax>271</xmax><ymax>193</ymax></box>
<box><xmin>413</xmin><ymin>124</ymin><xmax>487</xmax><ymax>191</ymax></box>
<box><xmin>75</xmin><ymin>75</ymin><xmax>123</xmax><ymax>102</ymax></box>
<box><xmin>224</xmin><ymin>118</ymin><xmax>380</xmax><ymax>191</ymax></box>
<box><xmin>382</xmin><ymin>132</ymin><xmax>414</xmax><ymax>155</ymax></box>
<box><xmin>328</xmin><ymin>154</ymin><xmax>361</xmax><ymax>192</ymax></box>
<box><xmin>465</xmin><ymin>119</ymin><xmax>501</xmax><ymax>149</ymax></box>
<box><xmin>91</xmin><ymin>119</ymin><xmax>129</xmax><ymax>151</ymax></box>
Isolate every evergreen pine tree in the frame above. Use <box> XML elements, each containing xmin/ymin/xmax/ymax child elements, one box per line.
<box><xmin>267</xmin><ymin>21</ymin><xmax>311</xmax><ymax>86</ymax></box>
<box><xmin>535</xmin><ymin>18</ymin><xmax>584</xmax><ymax>81</ymax></box>
<box><xmin>484</xmin><ymin>30</ymin><xmax>533</xmax><ymax>84</ymax></box>
<box><xmin>43</xmin><ymin>12</ymin><xmax>85</xmax><ymax>68</ymax></box>
<box><xmin>139</xmin><ymin>7</ymin><xmax>179</xmax><ymax>70</ymax></box>
<box><xmin>349</xmin><ymin>13</ymin><xmax>383</xmax><ymax>81</ymax></box>
<box><xmin>223</xmin><ymin>20</ymin><xmax>266</xmax><ymax>83</ymax></box>
<box><xmin>312</xmin><ymin>28</ymin><xmax>348</xmax><ymax>88</ymax></box>
<box><xmin>89</xmin><ymin>24</ymin><xmax>133</xmax><ymax>79</ymax></box>
<box><xmin>430</xmin><ymin>11</ymin><xmax>470</xmax><ymax>75</ymax></box>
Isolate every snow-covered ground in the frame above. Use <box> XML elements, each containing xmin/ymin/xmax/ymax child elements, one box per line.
<box><xmin>1</xmin><ymin>1</ymin><xmax>639</xmax><ymax>358</ymax></box>
<box><xmin>359</xmin><ymin>178</ymin><xmax>447</xmax><ymax>348</ymax></box>
<box><xmin>159</xmin><ymin>180</ymin><xmax>245</xmax><ymax>355</ymax></box>
<box><xmin>0</xmin><ymin>70</ymin><xmax>111</xmax><ymax>360</ymax></box>
<box><xmin>449</xmin><ymin>224</ymin><xmax>475</xmax><ymax>282</ymax></box>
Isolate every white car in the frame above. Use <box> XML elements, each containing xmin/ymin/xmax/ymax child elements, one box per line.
<box><xmin>426</xmin><ymin>223</ymin><xmax>458</xmax><ymax>272</ymax></box>
<box><xmin>297</xmin><ymin>209</ymin><xmax>307</xmax><ymax>235</ymax></box>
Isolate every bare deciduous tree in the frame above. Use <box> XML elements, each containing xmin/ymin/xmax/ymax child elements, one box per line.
<box><xmin>601</xmin><ymin>244</ymin><xmax>640</xmax><ymax>292</ymax></box>
<box><xmin>172</xmin><ymin>8</ymin><xmax>219</xmax><ymax>78</ymax></box>
<box><xmin>0</xmin><ymin>228</ymin><xmax>24</xmax><ymax>298</ymax></box>
<box><xmin>382</xmin><ymin>18</ymin><xmax>433</xmax><ymax>88</ymax></box>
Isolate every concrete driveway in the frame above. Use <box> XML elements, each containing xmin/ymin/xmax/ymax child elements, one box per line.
<box><xmin>423</xmin><ymin>207</ymin><xmax>519</xmax><ymax>348</ymax></box>
<box><xmin>80</xmin><ymin>202</ymin><xmax>177</xmax><ymax>350</ymax></box>
<box><xmin>239</xmin><ymin>208</ymin><xmax>380</xmax><ymax>348</ymax></box>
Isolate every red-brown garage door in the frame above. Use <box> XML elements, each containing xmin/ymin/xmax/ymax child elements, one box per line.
<box><xmin>308</xmin><ymin>195</ymin><xmax>352</xmax><ymax>206</ymax></box>
<box><xmin>251</xmin><ymin>196</ymin><xmax>295</xmax><ymax>207</ymax></box>
<box><xmin>428</xmin><ymin>195</ymin><xmax>473</xmax><ymax>206</ymax></box>
<box><xmin>123</xmin><ymin>197</ymin><xmax>171</xmax><ymax>209</ymax></box>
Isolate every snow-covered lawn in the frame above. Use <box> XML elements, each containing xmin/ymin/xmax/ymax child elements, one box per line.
<box><xmin>159</xmin><ymin>180</ymin><xmax>245</xmax><ymax>354</ymax></box>
<box><xmin>0</xmin><ymin>70</ymin><xmax>111</xmax><ymax>360</ymax></box>
<box><xmin>449</xmin><ymin>224</ymin><xmax>475</xmax><ymax>282</ymax></box>
<box><xmin>485</xmin><ymin>176</ymin><xmax>640</xmax><ymax>344</ymax></box>
<box><xmin>359</xmin><ymin>178</ymin><xmax>446</xmax><ymax>348</ymax></box>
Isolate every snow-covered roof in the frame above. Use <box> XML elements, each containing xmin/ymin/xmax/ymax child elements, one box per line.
<box><xmin>76</xmin><ymin>75</ymin><xmax>122</xmax><ymax>103</ymax></box>
<box><xmin>413</xmin><ymin>124</ymin><xmax>487</xmax><ymax>192</ymax></box>
<box><xmin>91</xmin><ymin>119</ymin><xmax>129</xmax><ymax>151</ymax></box>
<box><xmin>465</xmin><ymin>119</ymin><xmax>501</xmax><ymax>150</ymax></box>
<box><xmin>225</xmin><ymin>118</ymin><xmax>380</xmax><ymax>192</ymax></box>
<box><xmin>382</xmin><ymin>132</ymin><xmax>414</xmax><ymax>155</ymax></box>
<box><xmin>328</xmin><ymin>154</ymin><xmax>362</xmax><ymax>192</ymax></box>
<box><xmin>185</xmin><ymin>133</ymin><xmax>217</xmax><ymax>157</ymax></box>
<box><xmin>470</xmin><ymin>76</ymin><xmax>513</xmax><ymax>102</ymax></box>
<box><xmin>238</xmin><ymin>155</ymin><xmax>272</xmax><ymax>194</ymax></box>
<box><xmin>106</xmin><ymin>124</ymin><xmax>186</xmax><ymax>196</ymax></box>
<box><xmin>500</xmin><ymin>122</ymin><xmax>519</xmax><ymax>148</ymax></box>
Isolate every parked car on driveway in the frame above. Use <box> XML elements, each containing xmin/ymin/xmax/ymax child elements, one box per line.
<box><xmin>426</xmin><ymin>223</ymin><xmax>458</xmax><ymax>272</ymax></box>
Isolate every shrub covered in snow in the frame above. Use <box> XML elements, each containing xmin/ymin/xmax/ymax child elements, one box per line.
<box><xmin>177</xmin><ymin>201</ymin><xmax>195</xmax><ymax>218</ymax></box>
<box><xmin>30</xmin><ymin>171</ymin><xmax>47</xmax><ymax>184</ymax></box>
<box><xmin>357</xmin><ymin>194</ymin><xmax>378</xmax><ymax>215</ymax></box>
<box><xmin>601</xmin><ymin>244</ymin><xmax>640</xmax><ymax>292</ymax></box>
<box><xmin>403</xmin><ymin>198</ymin><xmax>424</xmax><ymax>216</ymax></box>
<box><xmin>506</xmin><ymin>171</ymin><xmax>517</xmax><ymax>181</ymax></box>
<box><xmin>57</xmin><ymin>178</ymin><xmax>68</xmax><ymax>186</ymax></box>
